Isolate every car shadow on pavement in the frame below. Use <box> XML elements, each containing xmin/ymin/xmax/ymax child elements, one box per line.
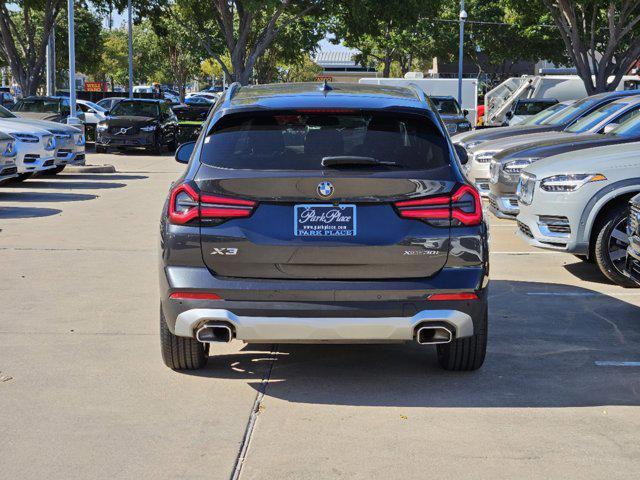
<box><xmin>0</xmin><ymin>206</ymin><xmax>61</xmax><ymax>219</ymax></box>
<box><xmin>184</xmin><ymin>279</ymin><xmax>640</xmax><ymax>408</ymax></box>
<box><xmin>0</xmin><ymin>191</ymin><xmax>97</xmax><ymax>202</ymax></box>
<box><xmin>54</xmin><ymin>174</ymin><xmax>149</xmax><ymax>181</ymax></box>
<box><xmin>3</xmin><ymin>180</ymin><xmax>127</xmax><ymax>190</ymax></box>
<box><xmin>563</xmin><ymin>260</ymin><xmax>618</xmax><ymax>286</ymax></box>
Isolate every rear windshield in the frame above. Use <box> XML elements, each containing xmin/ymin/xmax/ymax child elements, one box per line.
<box><xmin>200</xmin><ymin>111</ymin><xmax>450</xmax><ymax>171</ymax></box>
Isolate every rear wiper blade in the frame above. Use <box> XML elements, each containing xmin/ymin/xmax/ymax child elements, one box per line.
<box><xmin>321</xmin><ymin>156</ymin><xmax>399</xmax><ymax>168</ymax></box>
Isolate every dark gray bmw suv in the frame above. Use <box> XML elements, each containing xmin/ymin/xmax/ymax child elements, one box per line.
<box><xmin>160</xmin><ymin>82</ymin><xmax>489</xmax><ymax>372</ymax></box>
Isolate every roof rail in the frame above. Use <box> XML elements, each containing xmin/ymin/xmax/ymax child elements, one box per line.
<box><xmin>223</xmin><ymin>82</ymin><xmax>242</xmax><ymax>108</ymax></box>
<box><xmin>408</xmin><ymin>83</ymin><xmax>429</xmax><ymax>108</ymax></box>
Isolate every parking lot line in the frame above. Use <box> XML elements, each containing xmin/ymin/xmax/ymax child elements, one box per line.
<box><xmin>595</xmin><ymin>361</ymin><xmax>640</xmax><ymax>367</ymax></box>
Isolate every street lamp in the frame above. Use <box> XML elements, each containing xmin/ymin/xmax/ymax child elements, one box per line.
<box><xmin>67</xmin><ymin>0</ymin><xmax>80</xmax><ymax>126</ymax></box>
<box><xmin>128</xmin><ymin>0</ymin><xmax>133</xmax><ymax>98</ymax></box>
<box><xmin>457</xmin><ymin>1</ymin><xmax>467</xmax><ymax>107</ymax></box>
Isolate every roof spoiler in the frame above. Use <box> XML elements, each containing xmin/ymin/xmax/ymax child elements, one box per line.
<box><xmin>223</xmin><ymin>82</ymin><xmax>242</xmax><ymax>108</ymax></box>
<box><xmin>407</xmin><ymin>83</ymin><xmax>429</xmax><ymax>109</ymax></box>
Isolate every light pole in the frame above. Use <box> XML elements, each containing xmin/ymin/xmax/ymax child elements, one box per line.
<box><xmin>67</xmin><ymin>0</ymin><xmax>80</xmax><ymax>126</ymax></box>
<box><xmin>127</xmin><ymin>0</ymin><xmax>133</xmax><ymax>98</ymax></box>
<box><xmin>457</xmin><ymin>1</ymin><xmax>467</xmax><ymax>107</ymax></box>
<box><xmin>46</xmin><ymin>26</ymin><xmax>56</xmax><ymax>96</ymax></box>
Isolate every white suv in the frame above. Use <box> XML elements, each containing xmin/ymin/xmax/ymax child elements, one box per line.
<box><xmin>0</xmin><ymin>131</ymin><xmax>17</xmax><ymax>183</ymax></box>
<box><xmin>0</xmin><ymin>120</ymin><xmax>56</xmax><ymax>181</ymax></box>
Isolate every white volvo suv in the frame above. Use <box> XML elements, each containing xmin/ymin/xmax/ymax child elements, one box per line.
<box><xmin>0</xmin><ymin>120</ymin><xmax>56</xmax><ymax>181</ymax></box>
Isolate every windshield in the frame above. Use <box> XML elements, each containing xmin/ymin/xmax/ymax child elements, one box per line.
<box><xmin>83</xmin><ymin>101</ymin><xmax>107</xmax><ymax>112</ymax></box>
<box><xmin>14</xmin><ymin>98</ymin><xmax>62</xmax><ymax>113</ymax></box>
<box><xmin>610</xmin><ymin>110</ymin><xmax>640</xmax><ymax>137</ymax></box>
<box><xmin>110</xmin><ymin>101</ymin><xmax>159</xmax><ymax>117</ymax></box>
<box><xmin>0</xmin><ymin>105</ymin><xmax>17</xmax><ymax>119</ymax></box>
<box><xmin>539</xmin><ymin>97</ymin><xmax>597</xmax><ymax>126</ymax></box>
<box><xmin>564</xmin><ymin>102</ymin><xmax>627</xmax><ymax>133</ymax></box>
<box><xmin>201</xmin><ymin>111</ymin><xmax>450</xmax><ymax>171</ymax></box>
<box><xmin>514</xmin><ymin>101</ymin><xmax>556</xmax><ymax>116</ymax></box>
<box><xmin>521</xmin><ymin>103</ymin><xmax>569</xmax><ymax>125</ymax></box>
<box><xmin>431</xmin><ymin>97</ymin><xmax>460</xmax><ymax>115</ymax></box>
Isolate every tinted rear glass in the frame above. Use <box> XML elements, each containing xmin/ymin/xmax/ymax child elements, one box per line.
<box><xmin>431</xmin><ymin>98</ymin><xmax>460</xmax><ymax>115</ymax></box>
<box><xmin>200</xmin><ymin>111</ymin><xmax>450</xmax><ymax>171</ymax></box>
<box><xmin>14</xmin><ymin>98</ymin><xmax>60</xmax><ymax>113</ymax></box>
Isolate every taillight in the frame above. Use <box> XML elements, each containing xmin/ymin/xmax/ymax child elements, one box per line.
<box><xmin>394</xmin><ymin>184</ymin><xmax>482</xmax><ymax>226</ymax></box>
<box><xmin>168</xmin><ymin>182</ymin><xmax>256</xmax><ymax>225</ymax></box>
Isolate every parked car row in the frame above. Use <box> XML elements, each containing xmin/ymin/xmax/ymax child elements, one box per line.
<box><xmin>451</xmin><ymin>90</ymin><xmax>640</xmax><ymax>288</ymax></box>
<box><xmin>0</xmin><ymin>104</ymin><xmax>85</xmax><ymax>184</ymax></box>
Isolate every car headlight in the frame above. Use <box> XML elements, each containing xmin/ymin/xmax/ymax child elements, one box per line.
<box><xmin>75</xmin><ymin>133</ymin><xmax>86</xmax><ymax>146</ymax></box>
<box><xmin>96</xmin><ymin>123</ymin><xmax>108</xmax><ymax>132</ymax></box>
<box><xmin>474</xmin><ymin>151</ymin><xmax>496</xmax><ymax>163</ymax></box>
<box><xmin>540</xmin><ymin>173</ymin><xmax>607</xmax><ymax>192</ymax></box>
<box><xmin>141</xmin><ymin>125</ymin><xmax>157</xmax><ymax>132</ymax></box>
<box><xmin>3</xmin><ymin>141</ymin><xmax>15</xmax><ymax>157</ymax></box>
<box><xmin>12</xmin><ymin>133</ymin><xmax>39</xmax><ymax>143</ymax></box>
<box><xmin>504</xmin><ymin>158</ymin><xmax>535</xmax><ymax>174</ymax></box>
<box><xmin>50</xmin><ymin>130</ymin><xmax>71</xmax><ymax>140</ymax></box>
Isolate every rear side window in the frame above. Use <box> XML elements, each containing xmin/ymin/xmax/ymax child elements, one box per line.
<box><xmin>200</xmin><ymin>111</ymin><xmax>450</xmax><ymax>171</ymax></box>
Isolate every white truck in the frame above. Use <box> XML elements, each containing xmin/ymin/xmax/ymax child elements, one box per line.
<box><xmin>485</xmin><ymin>74</ymin><xmax>640</xmax><ymax>127</ymax></box>
<box><xmin>359</xmin><ymin>77</ymin><xmax>478</xmax><ymax>126</ymax></box>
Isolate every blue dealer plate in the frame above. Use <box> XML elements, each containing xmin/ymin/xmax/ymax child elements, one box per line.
<box><xmin>294</xmin><ymin>204</ymin><xmax>356</xmax><ymax>237</ymax></box>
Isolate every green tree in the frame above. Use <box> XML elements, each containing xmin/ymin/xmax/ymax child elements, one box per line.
<box><xmin>55</xmin><ymin>6</ymin><xmax>105</xmax><ymax>78</ymax></box>
<box><xmin>330</xmin><ymin>0</ymin><xmax>442</xmax><ymax>78</ymax></box>
<box><xmin>0</xmin><ymin>0</ymin><xmax>63</xmax><ymax>95</ymax></box>
<box><xmin>541</xmin><ymin>0</ymin><xmax>640</xmax><ymax>93</ymax></box>
<box><xmin>169</xmin><ymin>0</ymin><xmax>328</xmax><ymax>84</ymax></box>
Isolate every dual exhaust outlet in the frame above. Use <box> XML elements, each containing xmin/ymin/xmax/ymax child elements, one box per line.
<box><xmin>195</xmin><ymin>322</ymin><xmax>454</xmax><ymax>345</ymax></box>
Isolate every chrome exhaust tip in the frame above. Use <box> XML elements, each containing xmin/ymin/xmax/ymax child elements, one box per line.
<box><xmin>416</xmin><ymin>325</ymin><xmax>453</xmax><ymax>345</ymax></box>
<box><xmin>196</xmin><ymin>323</ymin><xmax>233</xmax><ymax>344</ymax></box>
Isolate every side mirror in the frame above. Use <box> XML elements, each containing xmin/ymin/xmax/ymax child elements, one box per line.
<box><xmin>505</xmin><ymin>111</ymin><xmax>513</xmax><ymax>119</ymax></box>
<box><xmin>454</xmin><ymin>143</ymin><xmax>469</xmax><ymax>165</ymax></box>
<box><xmin>463</xmin><ymin>109</ymin><xmax>469</xmax><ymax>117</ymax></box>
<box><xmin>175</xmin><ymin>141</ymin><xmax>195</xmax><ymax>164</ymax></box>
<box><xmin>603</xmin><ymin>123</ymin><xmax>617</xmax><ymax>134</ymax></box>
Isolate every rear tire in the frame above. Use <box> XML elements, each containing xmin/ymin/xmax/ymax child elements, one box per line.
<box><xmin>593</xmin><ymin>207</ymin><xmax>636</xmax><ymax>287</ymax></box>
<box><xmin>160</xmin><ymin>305</ymin><xmax>208</xmax><ymax>370</ymax></box>
<box><xmin>95</xmin><ymin>145</ymin><xmax>107</xmax><ymax>153</ymax></box>
<box><xmin>436</xmin><ymin>304</ymin><xmax>487</xmax><ymax>371</ymax></box>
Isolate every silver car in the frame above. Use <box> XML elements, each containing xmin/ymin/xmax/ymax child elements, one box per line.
<box><xmin>0</xmin><ymin>105</ymin><xmax>85</xmax><ymax>174</ymax></box>
<box><xmin>0</xmin><ymin>120</ymin><xmax>56</xmax><ymax>181</ymax></box>
<box><xmin>516</xmin><ymin>141</ymin><xmax>640</xmax><ymax>286</ymax></box>
<box><xmin>467</xmin><ymin>96</ymin><xmax>640</xmax><ymax>196</ymax></box>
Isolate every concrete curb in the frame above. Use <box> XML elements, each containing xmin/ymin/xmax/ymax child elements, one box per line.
<box><xmin>65</xmin><ymin>164</ymin><xmax>117</xmax><ymax>174</ymax></box>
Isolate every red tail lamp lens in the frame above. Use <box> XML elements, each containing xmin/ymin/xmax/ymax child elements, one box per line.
<box><xmin>170</xmin><ymin>292</ymin><xmax>222</xmax><ymax>300</ymax></box>
<box><xmin>428</xmin><ymin>293</ymin><xmax>479</xmax><ymax>301</ymax></box>
<box><xmin>394</xmin><ymin>184</ymin><xmax>482</xmax><ymax>226</ymax></box>
<box><xmin>168</xmin><ymin>183</ymin><xmax>256</xmax><ymax>225</ymax></box>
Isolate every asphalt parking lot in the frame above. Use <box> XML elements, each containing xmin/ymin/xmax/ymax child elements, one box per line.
<box><xmin>2</xmin><ymin>152</ymin><xmax>640</xmax><ymax>479</ymax></box>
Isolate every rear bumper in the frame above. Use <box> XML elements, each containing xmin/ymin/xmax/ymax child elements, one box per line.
<box><xmin>160</xmin><ymin>265</ymin><xmax>488</xmax><ymax>341</ymax></box>
<box><xmin>174</xmin><ymin>308</ymin><xmax>474</xmax><ymax>342</ymax></box>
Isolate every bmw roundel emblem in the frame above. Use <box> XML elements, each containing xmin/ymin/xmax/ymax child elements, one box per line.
<box><xmin>317</xmin><ymin>181</ymin><xmax>334</xmax><ymax>198</ymax></box>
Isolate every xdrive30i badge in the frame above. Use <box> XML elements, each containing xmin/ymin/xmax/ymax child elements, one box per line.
<box><xmin>210</xmin><ymin>248</ymin><xmax>238</xmax><ymax>255</ymax></box>
<box><xmin>317</xmin><ymin>181</ymin><xmax>334</xmax><ymax>198</ymax></box>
